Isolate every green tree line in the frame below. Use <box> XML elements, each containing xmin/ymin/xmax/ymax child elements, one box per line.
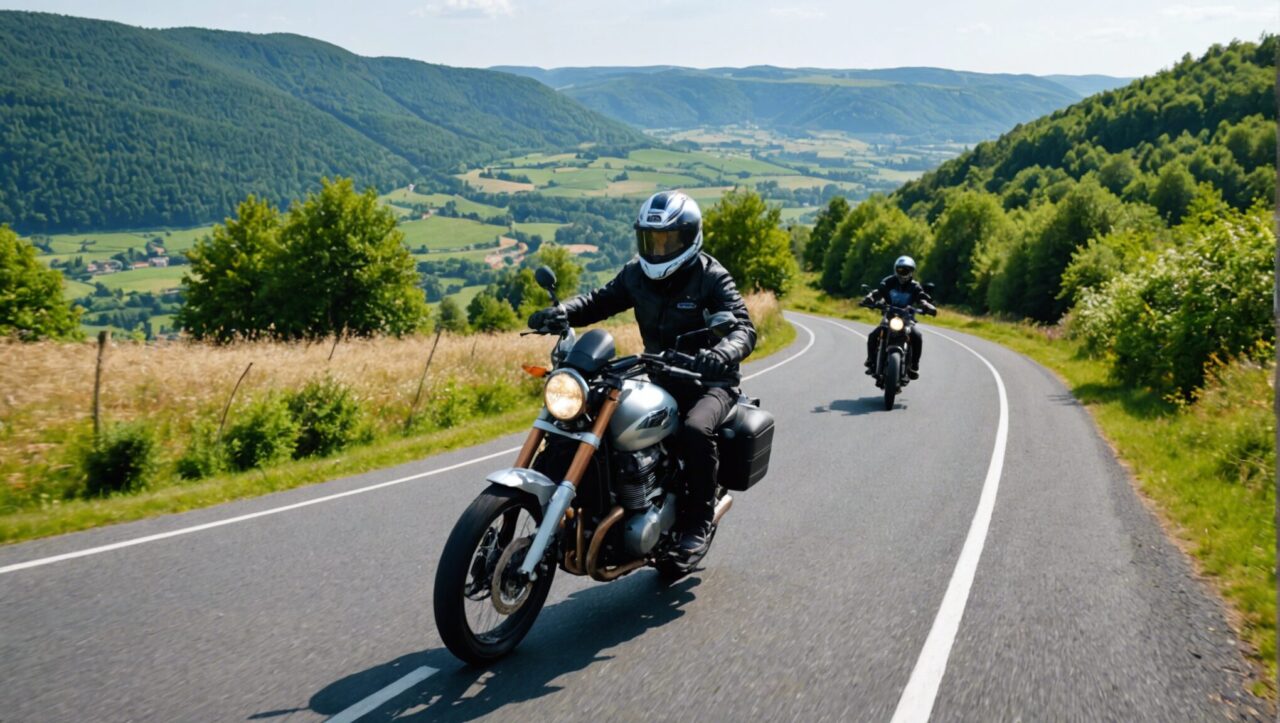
<box><xmin>804</xmin><ymin>37</ymin><xmax>1276</xmax><ymax>397</ymax></box>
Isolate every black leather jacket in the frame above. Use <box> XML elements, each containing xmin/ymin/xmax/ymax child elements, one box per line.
<box><xmin>867</xmin><ymin>275</ymin><xmax>932</xmax><ymax>309</ymax></box>
<box><xmin>561</xmin><ymin>254</ymin><xmax>757</xmax><ymax>385</ymax></box>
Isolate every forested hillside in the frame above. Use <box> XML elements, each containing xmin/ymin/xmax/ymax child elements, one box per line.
<box><xmin>0</xmin><ymin>12</ymin><xmax>646</xmax><ymax>234</ymax></box>
<box><xmin>497</xmin><ymin>65</ymin><xmax>1128</xmax><ymax>140</ymax></box>
<box><xmin>805</xmin><ymin>37</ymin><xmax>1276</xmax><ymax>397</ymax></box>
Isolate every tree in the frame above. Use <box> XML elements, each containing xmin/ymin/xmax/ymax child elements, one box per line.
<box><xmin>177</xmin><ymin>196</ymin><xmax>282</xmax><ymax>342</ymax></box>
<box><xmin>467</xmin><ymin>290</ymin><xmax>520</xmax><ymax>332</ymax></box>
<box><xmin>838</xmin><ymin>202</ymin><xmax>932</xmax><ymax>295</ymax></box>
<box><xmin>1151</xmin><ymin>162</ymin><xmax>1197</xmax><ymax>223</ymax></box>
<box><xmin>0</xmin><ymin>225</ymin><xmax>81</xmax><ymax>339</ymax></box>
<box><xmin>274</xmin><ymin>178</ymin><xmax>428</xmax><ymax>340</ymax></box>
<box><xmin>925</xmin><ymin>191</ymin><xmax>1010</xmax><ymax>305</ymax></box>
<box><xmin>532</xmin><ymin>244</ymin><xmax>581</xmax><ymax>300</ymax></box>
<box><xmin>1097</xmin><ymin>154</ymin><xmax>1137</xmax><ymax>195</ymax></box>
<box><xmin>436</xmin><ymin>296</ymin><xmax>468</xmax><ymax>333</ymax></box>
<box><xmin>821</xmin><ymin>198</ymin><xmax>885</xmax><ymax>293</ymax></box>
<box><xmin>703</xmin><ymin>189</ymin><xmax>799</xmax><ymax>295</ymax></box>
<box><xmin>803</xmin><ymin>196</ymin><xmax>849</xmax><ymax>270</ymax></box>
<box><xmin>788</xmin><ymin>225</ymin><xmax>811</xmax><ymax>264</ymax></box>
<box><xmin>1021</xmin><ymin>179</ymin><xmax>1124</xmax><ymax>320</ymax></box>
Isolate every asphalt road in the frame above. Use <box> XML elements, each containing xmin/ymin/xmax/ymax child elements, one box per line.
<box><xmin>0</xmin><ymin>312</ymin><xmax>1268</xmax><ymax>721</ymax></box>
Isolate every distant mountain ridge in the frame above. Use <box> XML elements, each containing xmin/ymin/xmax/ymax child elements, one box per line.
<box><xmin>0</xmin><ymin>12</ymin><xmax>646</xmax><ymax>233</ymax></box>
<box><xmin>493</xmin><ymin>65</ymin><xmax>1131</xmax><ymax>139</ymax></box>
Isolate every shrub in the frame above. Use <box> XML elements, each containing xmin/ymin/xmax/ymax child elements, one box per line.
<box><xmin>176</xmin><ymin>420</ymin><xmax>228</xmax><ymax>480</ymax></box>
<box><xmin>428</xmin><ymin>381</ymin><xmax>475</xmax><ymax>429</ymax></box>
<box><xmin>1071</xmin><ymin>205</ymin><xmax>1274</xmax><ymax>397</ymax></box>
<box><xmin>83</xmin><ymin>422</ymin><xmax>157</xmax><ymax>496</ymax></box>
<box><xmin>472</xmin><ymin>380</ymin><xmax>522</xmax><ymax>416</ymax></box>
<box><xmin>286</xmin><ymin>376</ymin><xmax>367</xmax><ymax>458</ymax></box>
<box><xmin>223</xmin><ymin>395</ymin><xmax>299</xmax><ymax>470</ymax></box>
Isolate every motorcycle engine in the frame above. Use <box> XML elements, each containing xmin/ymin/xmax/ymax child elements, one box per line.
<box><xmin>613</xmin><ymin>445</ymin><xmax>666</xmax><ymax>511</ymax></box>
<box><xmin>613</xmin><ymin>445</ymin><xmax>679</xmax><ymax>557</ymax></box>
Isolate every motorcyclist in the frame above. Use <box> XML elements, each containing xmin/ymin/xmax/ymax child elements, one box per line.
<box><xmin>527</xmin><ymin>190</ymin><xmax>756</xmax><ymax>558</ymax></box>
<box><xmin>862</xmin><ymin>256</ymin><xmax>936</xmax><ymax>380</ymax></box>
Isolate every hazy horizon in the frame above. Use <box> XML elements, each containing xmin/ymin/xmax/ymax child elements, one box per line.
<box><xmin>2</xmin><ymin>1</ymin><xmax>1276</xmax><ymax>78</ymax></box>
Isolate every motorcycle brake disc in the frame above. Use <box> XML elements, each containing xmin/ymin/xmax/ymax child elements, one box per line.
<box><xmin>490</xmin><ymin>537</ymin><xmax>534</xmax><ymax>615</ymax></box>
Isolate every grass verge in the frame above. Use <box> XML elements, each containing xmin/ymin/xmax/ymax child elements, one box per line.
<box><xmin>0</xmin><ymin>405</ymin><xmax>539</xmax><ymax>544</ymax></box>
<box><xmin>786</xmin><ymin>276</ymin><xmax>1276</xmax><ymax>697</ymax></box>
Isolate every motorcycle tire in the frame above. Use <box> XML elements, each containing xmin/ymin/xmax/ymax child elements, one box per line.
<box><xmin>884</xmin><ymin>350</ymin><xmax>901</xmax><ymax>410</ymax></box>
<box><xmin>433</xmin><ymin>487</ymin><xmax>555</xmax><ymax>665</ymax></box>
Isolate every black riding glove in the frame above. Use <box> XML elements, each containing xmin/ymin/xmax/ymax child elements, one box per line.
<box><xmin>527</xmin><ymin>306</ymin><xmax>567</xmax><ymax>331</ymax></box>
<box><xmin>860</xmin><ymin>294</ymin><xmax>876</xmax><ymax>308</ymax></box>
<box><xmin>693</xmin><ymin>347</ymin><xmax>731</xmax><ymax>379</ymax></box>
<box><xmin>921</xmin><ymin>302</ymin><xmax>938</xmax><ymax>316</ymax></box>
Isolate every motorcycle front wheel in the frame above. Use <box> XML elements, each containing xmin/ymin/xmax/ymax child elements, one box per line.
<box><xmin>433</xmin><ymin>487</ymin><xmax>555</xmax><ymax>665</ymax></box>
<box><xmin>883</xmin><ymin>350</ymin><xmax>901</xmax><ymax>410</ymax></box>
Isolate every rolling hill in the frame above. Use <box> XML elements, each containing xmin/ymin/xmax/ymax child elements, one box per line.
<box><xmin>0</xmin><ymin>12</ymin><xmax>647</xmax><ymax>234</ymax></box>
<box><xmin>494</xmin><ymin>65</ymin><xmax>1130</xmax><ymax>139</ymax></box>
<box><xmin>808</xmin><ymin>37</ymin><xmax>1275</xmax><ymax>325</ymax></box>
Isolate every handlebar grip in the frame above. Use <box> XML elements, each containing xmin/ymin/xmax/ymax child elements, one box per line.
<box><xmin>667</xmin><ymin>351</ymin><xmax>698</xmax><ymax>367</ymax></box>
<box><xmin>667</xmin><ymin>366</ymin><xmax>702</xmax><ymax>380</ymax></box>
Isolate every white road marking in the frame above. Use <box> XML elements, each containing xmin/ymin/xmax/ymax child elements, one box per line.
<box><xmin>0</xmin><ymin>447</ymin><xmax>520</xmax><ymax>575</ymax></box>
<box><xmin>326</xmin><ymin>665</ymin><xmax>437</xmax><ymax>723</ymax></box>
<box><xmin>803</xmin><ymin>313</ymin><xmax>868</xmax><ymax>339</ymax></box>
<box><xmin>891</xmin><ymin>328</ymin><xmax>1009</xmax><ymax>722</ymax></box>
<box><xmin>2</xmin><ymin>318</ymin><xmax>819</xmax><ymax>576</ymax></box>
<box><xmin>743</xmin><ymin>317</ymin><xmax>816</xmax><ymax>381</ymax></box>
<box><xmin>805</xmin><ymin>313</ymin><xmax>1011</xmax><ymax>722</ymax></box>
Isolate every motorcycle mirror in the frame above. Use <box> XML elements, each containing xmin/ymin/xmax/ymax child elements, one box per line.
<box><xmin>860</xmin><ymin>284</ymin><xmax>871</xmax><ymax>292</ymax></box>
<box><xmin>534</xmin><ymin>265</ymin><xmax>560</xmax><ymax>304</ymax></box>
<box><xmin>924</xmin><ymin>282</ymin><xmax>936</xmax><ymax>293</ymax></box>
<box><xmin>534</xmin><ymin>266</ymin><xmax>557</xmax><ymax>293</ymax></box>
<box><xmin>704</xmin><ymin>310</ymin><xmax>737</xmax><ymax>339</ymax></box>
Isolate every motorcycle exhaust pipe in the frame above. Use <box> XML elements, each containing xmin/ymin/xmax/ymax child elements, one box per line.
<box><xmin>713</xmin><ymin>494</ymin><xmax>733</xmax><ymax>525</ymax></box>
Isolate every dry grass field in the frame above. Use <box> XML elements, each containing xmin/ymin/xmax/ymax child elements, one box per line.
<box><xmin>1</xmin><ymin>293</ymin><xmax>785</xmax><ymax>516</ymax></box>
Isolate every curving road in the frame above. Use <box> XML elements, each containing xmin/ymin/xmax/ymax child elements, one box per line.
<box><xmin>0</xmin><ymin>312</ymin><xmax>1268</xmax><ymax>721</ymax></box>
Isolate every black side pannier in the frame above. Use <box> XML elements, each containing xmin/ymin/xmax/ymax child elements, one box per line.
<box><xmin>716</xmin><ymin>397</ymin><xmax>775</xmax><ymax>491</ymax></box>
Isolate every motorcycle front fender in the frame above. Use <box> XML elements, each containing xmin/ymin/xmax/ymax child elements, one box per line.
<box><xmin>485</xmin><ymin>467</ymin><xmax>556</xmax><ymax>508</ymax></box>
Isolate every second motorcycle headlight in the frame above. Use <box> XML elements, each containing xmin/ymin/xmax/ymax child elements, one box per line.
<box><xmin>543</xmin><ymin>370</ymin><xmax>587</xmax><ymax>421</ymax></box>
<box><xmin>889</xmin><ymin>317</ymin><xmax>906</xmax><ymax>332</ymax></box>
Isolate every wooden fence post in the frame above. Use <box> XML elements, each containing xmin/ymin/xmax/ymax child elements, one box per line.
<box><xmin>92</xmin><ymin>330</ymin><xmax>110</xmax><ymax>440</ymax></box>
<box><xmin>217</xmin><ymin>362</ymin><xmax>254</xmax><ymax>441</ymax></box>
<box><xmin>405</xmin><ymin>328</ymin><xmax>444</xmax><ymax>432</ymax></box>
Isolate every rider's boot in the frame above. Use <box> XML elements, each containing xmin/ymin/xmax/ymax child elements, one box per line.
<box><xmin>907</xmin><ymin>362</ymin><xmax>920</xmax><ymax>380</ymax></box>
<box><xmin>675</xmin><ymin>498</ymin><xmax>715</xmax><ymax>558</ymax></box>
<box><xmin>864</xmin><ymin>357</ymin><xmax>875</xmax><ymax>376</ymax></box>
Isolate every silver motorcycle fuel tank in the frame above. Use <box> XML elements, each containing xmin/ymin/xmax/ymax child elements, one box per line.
<box><xmin>608</xmin><ymin>379</ymin><xmax>679</xmax><ymax>452</ymax></box>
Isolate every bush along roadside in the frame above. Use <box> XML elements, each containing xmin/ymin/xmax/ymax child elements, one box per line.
<box><xmin>786</xmin><ymin>276</ymin><xmax>1276</xmax><ymax>696</ymax></box>
<box><xmin>0</xmin><ymin>292</ymin><xmax>792</xmax><ymax>543</ymax></box>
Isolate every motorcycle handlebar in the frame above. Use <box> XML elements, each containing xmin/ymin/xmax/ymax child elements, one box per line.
<box><xmin>638</xmin><ymin>351</ymin><xmax>705</xmax><ymax>382</ymax></box>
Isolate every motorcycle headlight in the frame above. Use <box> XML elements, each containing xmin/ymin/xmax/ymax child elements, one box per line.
<box><xmin>888</xmin><ymin>317</ymin><xmax>905</xmax><ymax>332</ymax></box>
<box><xmin>543</xmin><ymin>370</ymin><xmax>587</xmax><ymax>421</ymax></box>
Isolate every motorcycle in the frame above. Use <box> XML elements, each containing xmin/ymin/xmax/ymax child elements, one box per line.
<box><xmin>433</xmin><ymin>266</ymin><xmax>776</xmax><ymax>665</ymax></box>
<box><xmin>860</xmin><ymin>283</ymin><xmax>936</xmax><ymax>410</ymax></box>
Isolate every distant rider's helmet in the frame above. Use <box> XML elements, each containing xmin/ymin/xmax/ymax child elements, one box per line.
<box><xmin>894</xmin><ymin>255</ymin><xmax>916</xmax><ymax>284</ymax></box>
<box><xmin>635</xmin><ymin>190</ymin><xmax>702</xmax><ymax>281</ymax></box>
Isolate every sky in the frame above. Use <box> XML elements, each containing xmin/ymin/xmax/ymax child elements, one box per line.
<box><xmin>4</xmin><ymin>0</ymin><xmax>1277</xmax><ymax>77</ymax></box>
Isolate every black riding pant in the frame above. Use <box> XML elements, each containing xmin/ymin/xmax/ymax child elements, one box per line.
<box><xmin>670</xmin><ymin>385</ymin><xmax>736</xmax><ymax>519</ymax></box>
<box><xmin>866</xmin><ymin>326</ymin><xmax>923</xmax><ymax>370</ymax></box>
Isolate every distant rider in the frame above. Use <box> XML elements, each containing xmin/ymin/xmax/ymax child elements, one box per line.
<box><xmin>862</xmin><ymin>256</ymin><xmax>936</xmax><ymax>379</ymax></box>
<box><xmin>527</xmin><ymin>190</ymin><xmax>756</xmax><ymax>558</ymax></box>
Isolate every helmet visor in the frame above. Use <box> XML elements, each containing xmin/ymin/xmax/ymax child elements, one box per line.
<box><xmin>895</xmin><ymin>265</ymin><xmax>914</xmax><ymax>278</ymax></box>
<box><xmin>636</xmin><ymin>227</ymin><xmax>696</xmax><ymax>262</ymax></box>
